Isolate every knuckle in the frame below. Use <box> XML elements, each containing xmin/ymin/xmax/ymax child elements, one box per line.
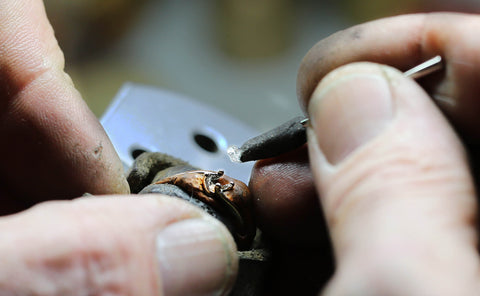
<box><xmin>13</xmin><ymin>199</ymin><xmax>158</xmax><ymax>295</ymax></box>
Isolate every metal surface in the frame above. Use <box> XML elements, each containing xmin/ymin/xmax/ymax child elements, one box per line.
<box><xmin>101</xmin><ymin>83</ymin><xmax>257</xmax><ymax>183</ymax></box>
<box><xmin>403</xmin><ymin>55</ymin><xmax>443</xmax><ymax>79</ymax></box>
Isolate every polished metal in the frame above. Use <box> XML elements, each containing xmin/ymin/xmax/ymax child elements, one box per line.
<box><xmin>403</xmin><ymin>55</ymin><xmax>443</xmax><ymax>79</ymax></box>
<box><xmin>101</xmin><ymin>83</ymin><xmax>257</xmax><ymax>182</ymax></box>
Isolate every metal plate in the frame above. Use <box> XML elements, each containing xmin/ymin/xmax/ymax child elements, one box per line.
<box><xmin>100</xmin><ymin>83</ymin><xmax>257</xmax><ymax>183</ymax></box>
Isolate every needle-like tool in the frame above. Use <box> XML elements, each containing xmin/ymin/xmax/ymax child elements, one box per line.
<box><xmin>228</xmin><ymin>56</ymin><xmax>444</xmax><ymax>163</ymax></box>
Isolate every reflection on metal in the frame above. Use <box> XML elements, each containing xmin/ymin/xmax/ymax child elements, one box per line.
<box><xmin>100</xmin><ymin>83</ymin><xmax>257</xmax><ymax>183</ymax></box>
<box><xmin>404</xmin><ymin>55</ymin><xmax>443</xmax><ymax>79</ymax></box>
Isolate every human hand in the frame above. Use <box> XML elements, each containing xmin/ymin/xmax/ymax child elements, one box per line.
<box><xmin>0</xmin><ymin>195</ymin><xmax>238</xmax><ymax>295</ymax></box>
<box><xmin>0</xmin><ymin>0</ymin><xmax>128</xmax><ymax>211</ymax></box>
<box><xmin>251</xmin><ymin>12</ymin><xmax>480</xmax><ymax>295</ymax></box>
<box><xmin>0</xmin><ymin>1</ymin><xmax>238</xmax><ymax>295</ymax></box>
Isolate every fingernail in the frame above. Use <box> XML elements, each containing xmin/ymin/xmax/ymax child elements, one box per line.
<box><xmin>308</xmin><ymin>67</ymin><xmax>394</xmax><ymax>165</ymax></box>
<box><xmin>156</xmin><ymin>218</ymin><xmax>238</xmax><ymax>296</ymax></box>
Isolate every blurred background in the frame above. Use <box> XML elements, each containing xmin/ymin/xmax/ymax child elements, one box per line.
<box><xmin>44</xmin><ymin>0</ymin><xmax>480</xmax><ymax>132</ymax></box>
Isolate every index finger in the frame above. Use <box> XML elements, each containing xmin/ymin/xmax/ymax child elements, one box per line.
<box><xmin>297</xmin><ymin>12</ymin><xmax>480</xmax><ymax>142</ymax></box>
<box><xmin>0</xmin><ymin>0</ymin><xmax>129</xmax><ymax>206</ymax></box>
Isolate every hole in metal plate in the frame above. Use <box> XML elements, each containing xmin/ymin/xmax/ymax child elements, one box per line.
<box><xmin>193</xmin><ymin>133</ymin><xmax>219</xmax><ymax>153</ymax></box>
<box><xmin>130</xmin><ymin>147</ymin><xmax>149</xmax><ymax>159</ymax></box>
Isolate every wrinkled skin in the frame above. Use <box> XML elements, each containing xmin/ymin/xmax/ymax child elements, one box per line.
<box><xmin>5</xmin><ymin>4</ymin><xmax>480</xmax><ymax>295</ymax></box>
<box><xmin>251</xmin><ymin>12</ymin><xmax>480</xmax><ymax>295</ymax></box>
<box><xmin>0</xmin><ymin>1</ymin><xmax>238</xmax><ymax>295</ymax></box>
<box><xmin>0</xmin><ymin>0</ymin><xmax>129</xmax><ymax>211</ymax></box>
<box><xmin>156</xmin><ymin>170</ymin><xmax>256</xmax><ymax>249</ymax></box>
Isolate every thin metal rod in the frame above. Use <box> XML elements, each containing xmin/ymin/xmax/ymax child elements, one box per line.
<box><xmin>403</xmin><ymin>55</ymin><xmax>443</xmax><ymax>79</ymax></box>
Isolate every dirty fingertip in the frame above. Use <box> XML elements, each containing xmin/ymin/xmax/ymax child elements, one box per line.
<box><xmin>157</xmin><ymin>217</ymin><xmax>238</xmax><ymax>296</ymax></box>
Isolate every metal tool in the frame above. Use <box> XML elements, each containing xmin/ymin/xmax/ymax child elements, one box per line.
<box><xmin>403</xmin><ymin>55</ymin><xmax>443</xmax><ymax>79</ymax></box>
<box><xmin>100</xmin><ymin>83</ymin><xmax>258</xmax><ymax>183</ymax></box>
<box><xmin>228</xmin><ymin>55</ymin><xmax>444</xmax><ymax>162</ymax></box>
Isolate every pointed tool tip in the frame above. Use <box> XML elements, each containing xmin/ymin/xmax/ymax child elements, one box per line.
<box><xmin>227</xmin><ymin>145</ymin><xmax>244</xmax><ymax>163</ymax></box>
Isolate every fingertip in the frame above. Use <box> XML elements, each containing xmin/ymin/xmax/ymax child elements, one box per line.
<box><xmin>157</xmin><ymin>217</ymin><xmax>238</xmax><ymax>296</ymax></box>
<box><xmin>0</xmin><ymin>0</ymin><xmax>129</xmax><ymax>202</ymax></box>
<box><xmin>305</xmin><ymin>61</ymin><xmax>477</xmax><ymax>290</ymax></box>
<box><xmin>307</xmin><ymin>62</ymin><xmax>396</xmax><ymax>166</ymax></box>
<box><xmin>249</xmin><ymin>146</ymin><xmax>327</xmax><ymax>245</ymax></box>
<box><xmin>0</xmin><ymin>194</ymin><xmax>239</xmax><ymax>295</ymax></box>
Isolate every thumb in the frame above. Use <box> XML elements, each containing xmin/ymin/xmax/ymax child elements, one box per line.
<box><xmin>0</xmin><ymin>195</ymin><xmax>238</xmax><ymax>295</ymax></box>
<box><xmin>307</xmin><ymin>63</ymin><xmax>479</xmax><ymax>294</ymax></box>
